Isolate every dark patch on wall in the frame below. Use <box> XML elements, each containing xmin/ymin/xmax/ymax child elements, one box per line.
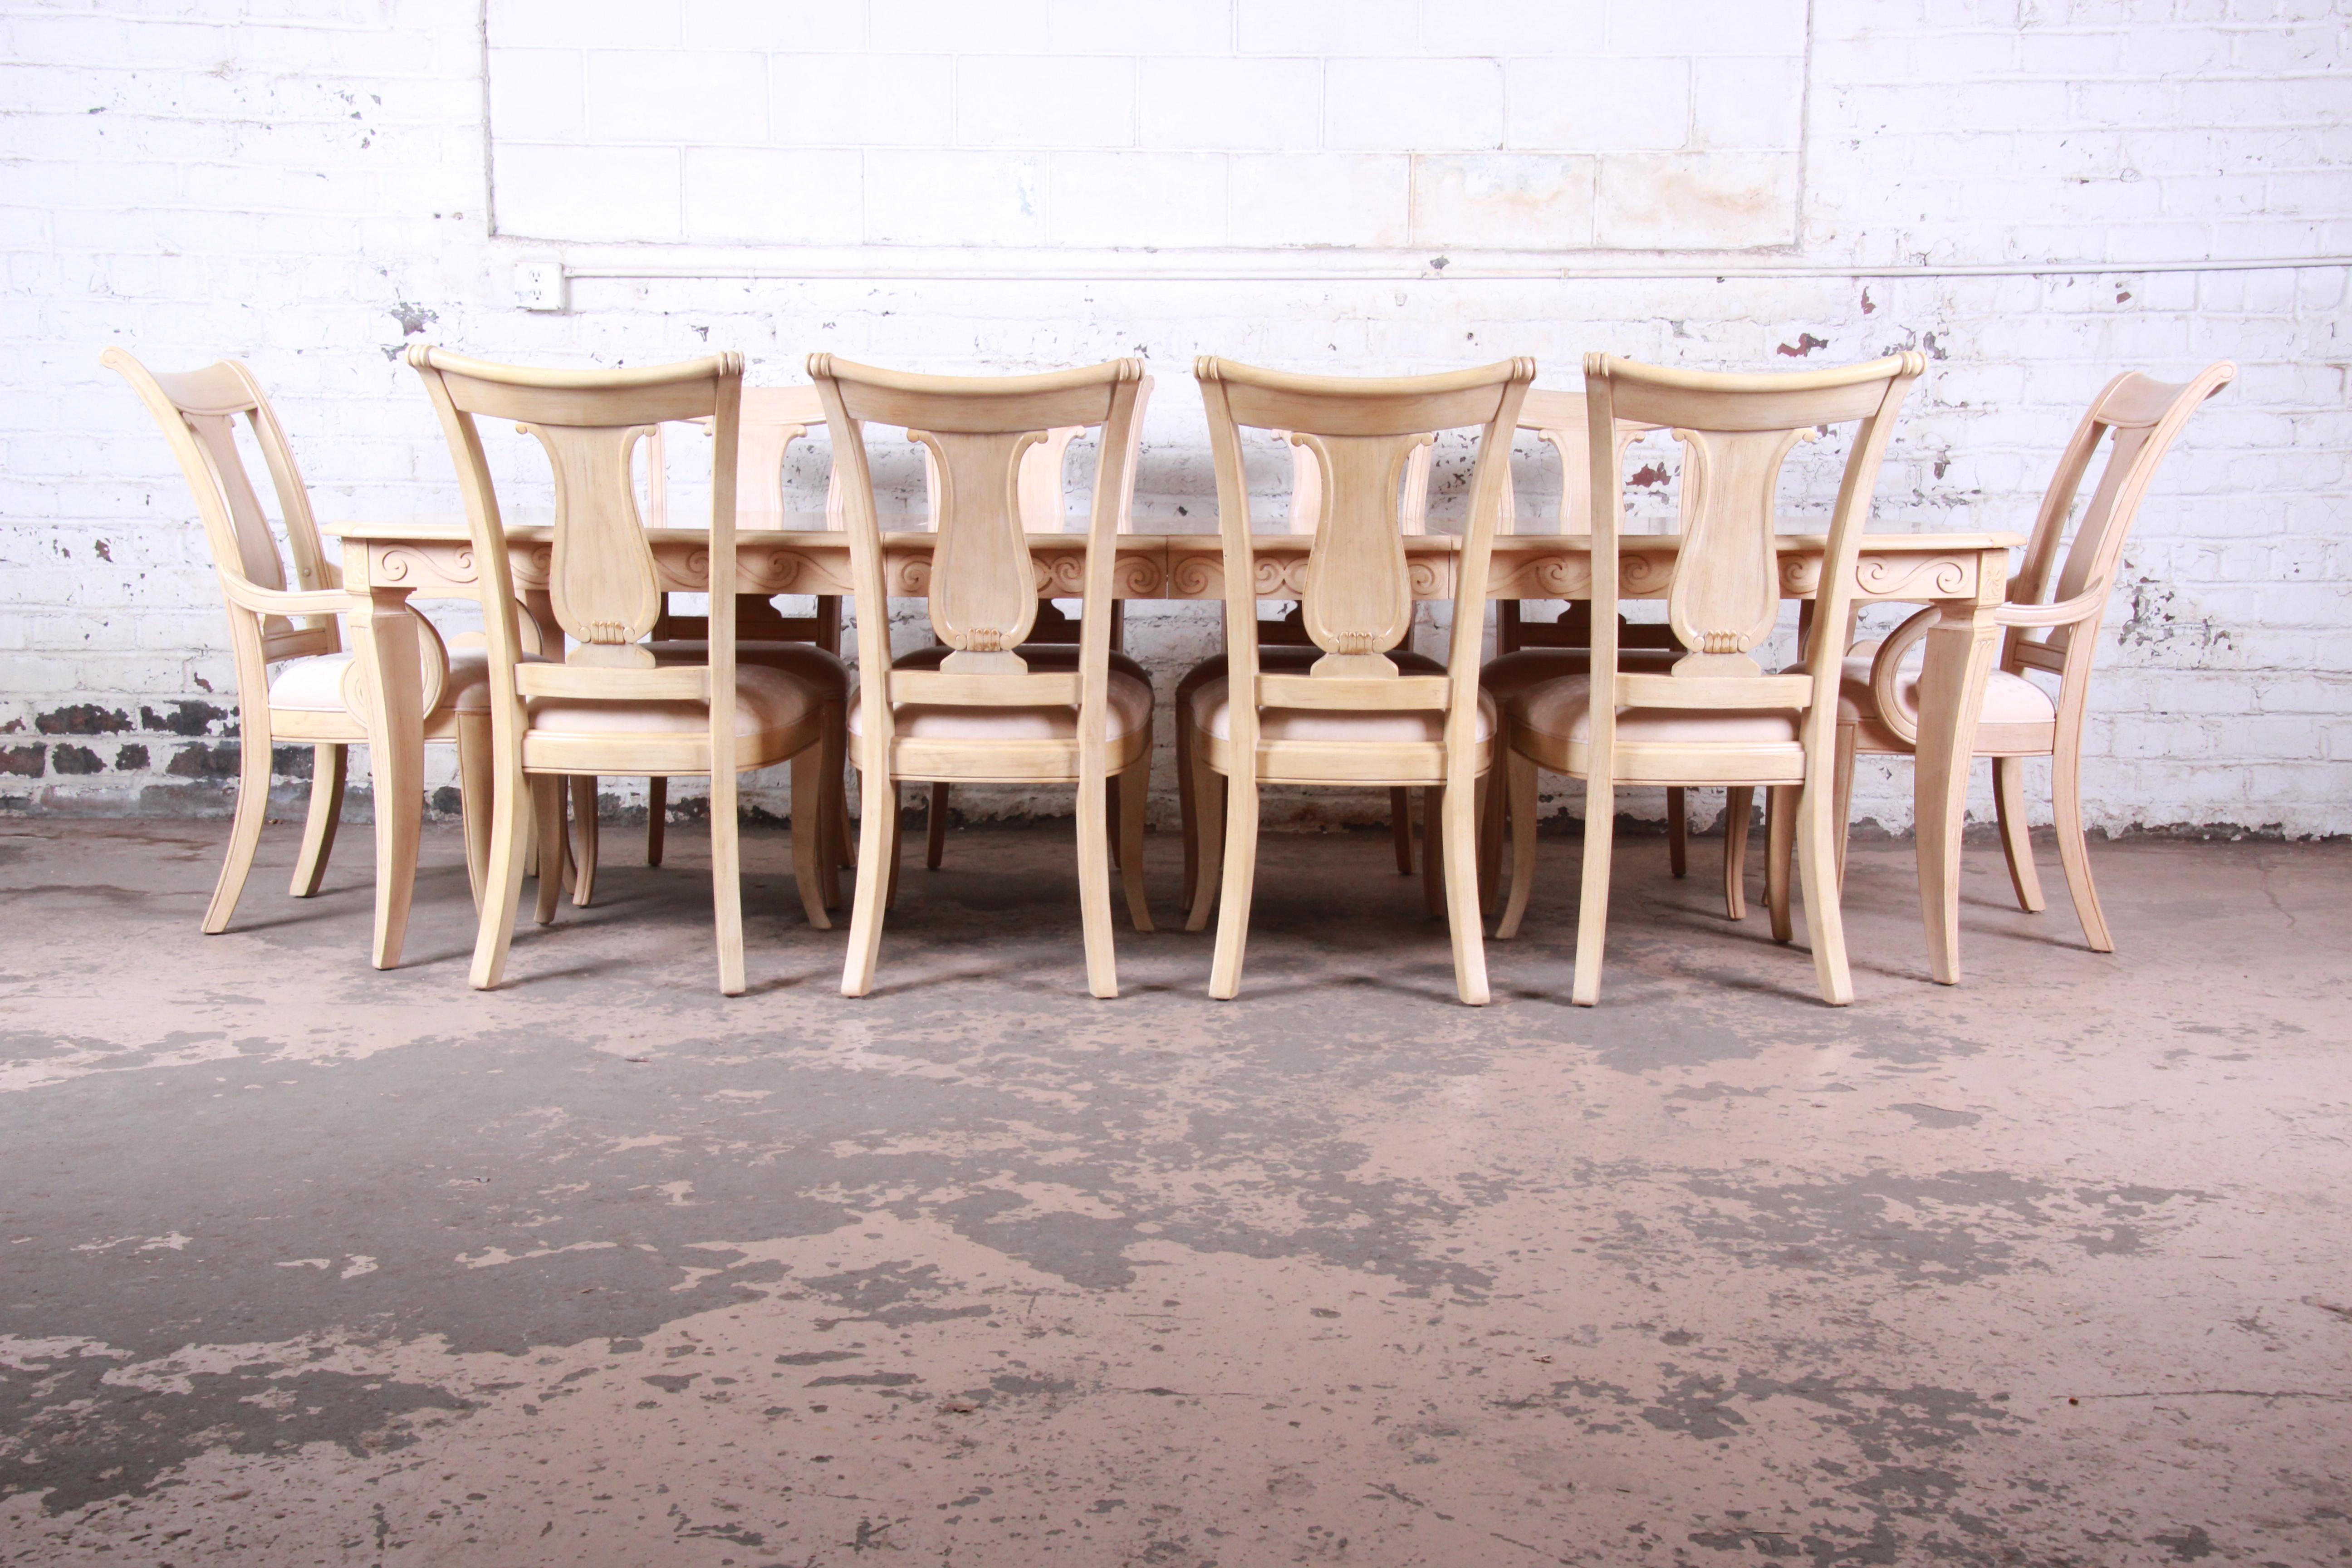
<box><xmin>1777</xmin><ymin>333</ymin><xmax>1829</xmax><ymax>358</ymax></box>
<box><xmin>166</xmin><ymin>742</ymin><xmax>242</xmax><ymax>779</ymax></box>
<box><xmin>141</xmin><ymin>701</ymin><xmax>233</xmax><ymax>736</ymax></box>
<box><xmin>49</xmin><ymin>744</ymin><xmax>104</xmax><ymax>775</ymax></box>
<box><xmin>271</xmin><ymin>744</ymin><xmax>315</xmax><ymax>779</ymax></box>
<box><xmin>36</xmin><ymin>704</ymin><xmax>132</xmax><ymax>735</ymax></box>
<box><xmin>0</xmin><ymin>744</ymin><xmax>46</xmax><ymax>776</ymax></box>
<box><xmin>114</xmin><ymin>743</ymin><xmax>149</xmax><ymax>770</ymax></box>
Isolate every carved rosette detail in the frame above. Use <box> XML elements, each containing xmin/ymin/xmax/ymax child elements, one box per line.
<box><xmin>1169</xmin><ymin>552</ymin><xmax>1221</xmax><ymax>599</ymax></box>
<box><xmin>1620</xmin><ymin>553</ymin><xmax>1677</xmax><ymax>597</ymax></box>
<box><xmin>1112</xmin><ymin>553</ymin><xmax>1161</xmax><ymax>599</ymax></box>
<box><xmin>1251</xmin><ymin>558</ymin><xmax>1308</xmax><ymax>598</ymax></box>
<box><xmin>1405</xmin><ymin>556</ymin><xmax>1446</xmax><ymax>600</ymax></box>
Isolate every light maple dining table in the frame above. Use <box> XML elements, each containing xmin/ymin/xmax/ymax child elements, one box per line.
<box><xmin>321</xmin><ymin>516</ymin><xmax>2022</xmax><ymax>988</ymax></box>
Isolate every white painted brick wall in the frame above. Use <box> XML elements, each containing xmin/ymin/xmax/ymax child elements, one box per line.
<box><xmin>1</xmin><ymin>0</ymin><xmax>2346</xmax><ymax>846</ymax></box>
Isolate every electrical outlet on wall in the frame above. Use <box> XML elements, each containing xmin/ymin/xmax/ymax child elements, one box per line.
<box><xmin>512</xmin><ymin>260</ymin><xmax>565</xmax><ymax>312</ymax></box>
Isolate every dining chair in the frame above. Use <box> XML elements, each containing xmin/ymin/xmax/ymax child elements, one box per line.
<box><xmin>1772</xmin><ymin>361</ymin><xmax>2236</xmax><ymax>952</ymax></box>
<box><xmin>1495</xmin><ymin>351</ymin><xmax>1927</xmax><ymax>1006</ymax></box>
<box><xmin>408</xmin><ymin>346</ymin><xmax>836</xmax><ymax>995</ymax></box>
<box><xmin>1175</xmin><ymin>426</ymin><xmax>1442</xmax><ymax>915</ymax></box>
<box><xmin>811</xmin><ymin>353</ymin><xmax>1154</xmax><ymax>1000</ymax></box>
<box><xmin>553</xmin><ymin>391</ymin><xmax>853</xmax><ymax>908</ymax></box>
<box><xmin>1184</xmin><ymin>356</ymin><xmax>1535</xmax><ymax>1004</ymax></box>
<box><xmin>902</xmin><ymin>376</ymin><xmax>1157</xmax><ymax>873</ymax></box>
<box><xmin>103</xmin><ymin>348</ymin><xmax>515</xmax><ymax>939</ymax></box>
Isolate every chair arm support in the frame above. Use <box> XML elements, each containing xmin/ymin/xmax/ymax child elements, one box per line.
<box><xmin>1865</xmin><ymin>606</ymin><xmax>1942</xmax><ymax>749</ymax></box>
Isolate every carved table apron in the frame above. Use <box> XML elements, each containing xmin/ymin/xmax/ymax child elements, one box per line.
<box><xmin>325</xmin><ymin>519</ymin><xmax>2018</xmax><ymax>986</ymax></box>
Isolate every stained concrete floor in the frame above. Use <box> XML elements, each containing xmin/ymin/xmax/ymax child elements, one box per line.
<box><xmin>0</xmin><ymin>815</ymin><xmax>2347</xmax><ymax>1568</ymax></box>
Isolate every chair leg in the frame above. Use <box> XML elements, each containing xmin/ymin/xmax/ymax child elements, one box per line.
<box><xmin>1075</xmin><ymin>766</ymin><xmax>1119</xmax><ymax>999</ymax></box>
<box><xmin>885</xmin><ymin>783</ymin><xmax>904</xmax><ymax>913</ymax></box>
<box><xmin>827</xmin><ymin>705</ymin><xmax>855</xmax><ymax>874</ymax></box>
<box><xmin>2051</xmin><ymin>733</ymin><xmax>2113</xmax><ymax>952</ymax></box>
<box><xmin>1477</xmin><ymin>760</ymin><xmax>1505</xmax><ymax>916</ymax></box>
<box><xmin>1106</xmin><ymin>774</ymin><xmax>1122</xmax><ymax>872</ymax></box>
<box><xmin>568</xmin><ymin>776</ymin><xmax>599</xmax><ymax>908</ymax></box>
<box><xmin>1497</xmin><ymin>749</ymin><xmax>1540</xmax><ymax>940</ymax></box>
<box><xmin>1666</xmin><ymin>786</ymin><xmax>1688</xmax><ymax>879</ymax></box>
<box><xmin>842</xmin><ymin>768</ymin><xmax>895</xmax><ymax>997</ymax></box>
<box><xmin>532</xmin><ymin>776</ymin><xmax>566</xmax><ymax>926</ymax></box>
<box><xmin>1208</xmin><ymin>770</ymin><xmax>1260</xmax><ymax>1000</ymax></box>
<box><xmin>710</xmin><ymin>758</ymin><xmax>746</xmax><ymax>996</ymax></box>
<box><xmin>1832</xmin><ymin>727</ymin><xmax>1858</xmax><ymax>896</ymax></box>
<box><xmin>523</xmin><ymin>799</ymin><xmax>540</xmax><ymax>879</ymax></box>
<box><xmin>1796</xmin><ymin>770</ymin><xmax>1854</xmax><ymax>1007</ymax></box>
<box><xmin>1443</xmin><ymin>772</ymin><xmax>1490</xmax><ymax>1005</ymax></box>
<box><xmin>203</xmin><ymin>720</ymin><xmax>275</xmax><ymax>935</ymax></box>
<box><xmin>1118</xmin><ymin>751</ymin><xmax>1153</xmax><ymax>932</ymax></box>
<box><xmin>1420</xmin><ymin>786</ymin><xmax>1445</xmax><ymax>919</ymax></box>
<box><xmin>646</xmin><ymin>776</ymin><xmax>667</xmax><ymax>867</ymax></box>
<box><xmin>1177</xmin><ymin>711</ymin><xmax>1201</xmax><ymax>912</ymax></box>
<box><xmin>1722</xmin><ymin>785</ymin><xmax>1753</xmax><ymax>920</ymax></box>
<box><xmin>926</xmin><ymin>782</ymin><xmax>950</xmax><ymax>870</ymax></box>
<box><xmin>788</xmin><ymin>745</ymin><xmax>832</xmax><ymax>930</ymax></box>
<box><xmin>456</xmin><ymin>714</ymin><xmax>492</xmax><ymax>910</ymax></box>
<box><xmin>1390</xmin><ymin>787</ymin><xmax>1415</xmax><ymax>875</ymax></box>
<box><xmin>1185</xmin><ymin>740</ymin><xmax>1225</xmax><ymax>933</ymax></box>
<box><xmin>288</xmin><ymin>743</ymin><xmax>347</xmax><ymax>898</ymax></box>
<box><xmin>1570</xmin><ymin>774</ymin><xmax>1615</xmax><ymax>1007</ymax></box>
<box><xmin>1993</xmin><ymin>754</ymin><xmax>2046</xmax><ymax>912</ymax></box>
<box><xmin>1765</xmin><ymin>784</ymin><xmax>1797</xmax><ymax>945</ymax></box>
<box><xmin>468</xmin><ymin>745</ymin><xmax>533</xmax><ymax>991</ymax></box>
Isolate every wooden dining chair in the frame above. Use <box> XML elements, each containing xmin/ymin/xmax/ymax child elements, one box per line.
<box><xmin>103</xmin><ymin>348</ymin><xmax>518</xmax><ymax>940</ymax></box>
<box><xmin>408</xmin><ymin>346</ymin><xmax>836</xmax><ymax>995</ymax></box>
<box><xmin>1175</xmin><ymin>426</ymin><xmax>1442</xmax><ymax>913</ymax></box>
<box><xmin>903</xmin><ymin>376</ymin><xmax>1157</xmax><ymax>872</ymax></box>
<box><xmin>812</xmin><ymin>353</ymin><xmax>1154</xmax><ymax>1000</ymax></box>
<box><xmin>1773</xmin><ymin>361</ymin><xmax>2236</xmax><ymax>952</ymax></box>
<box><xmin>1495</xmin><ymin>351</ymin><xmax>1927</xmax><ymax>1006</ymax></box>
<box><xmin>553</xmin><ymin>389</ymin><xmax>854</xmax><ymax>908</ymax></box>
<box><xmin>1184</xmin><ymin>356</ymin><xmax>1535</xmax><ymax>1004</ymax></box>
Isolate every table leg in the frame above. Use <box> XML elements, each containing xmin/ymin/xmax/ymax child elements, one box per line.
<box><xmin>349</xmin><ymin>585</ymin><xmax>426</xmax><ymax>970</ymax></box>
<box><xmin>1911</xmin><ymin>600</ymin><xmax>2001</xmax><ymax>985</ymax></box>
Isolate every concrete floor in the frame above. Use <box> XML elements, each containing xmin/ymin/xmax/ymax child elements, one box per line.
<box><xmin>0</xmin><ymin>815</ymin><xmax>2347</xmax><ymax>1568</ymax></box>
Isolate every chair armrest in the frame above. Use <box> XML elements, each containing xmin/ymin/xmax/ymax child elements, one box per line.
<box><xmin>1992</xmin><ymin>587</ymin><xmax>2107</xmax><ymax>629</ymax></box>
<box><xmin>1864</xmin><ymin>606</ymin><xmax>1942</xmax><ymax>748</ymax></box>
<box><xmin>220</xmin><ymin>576</ymin><xmax>353</xmax><ymax>619</ymax></box>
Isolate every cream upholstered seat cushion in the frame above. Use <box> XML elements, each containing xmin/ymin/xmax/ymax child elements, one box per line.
<box><xmin>526</xmin><ymin>665</ymin><xmax>819</xmax><ymax>752</ymax></box>
<box><xmin>1186</xmin><ymin>675</ymin><xmax>1494</xmax><ymax>746</ymax></box>
<box><xmin>1510</xmin><ymin>675</ymin><xmax>1803</xmax><ymax>747</ymax></box>
<box><xmin>269</xmin><ymin>649</ymin><xmax>506</xmax><ymax>718</ymax></box>
<box><xmin>847</xmin><ymin>667</ymin><xmax>1154</xmax><ymax>741</ymax></box>
<box><xmin>895</xmin><ymin>641</ymin><xmax>1153</xmax><ymax>687</ymax></box>
<box><xmin>1833</xmin><ymin>656</ymin><xmax>2057</xmax><ymax>730</ymax></box>
<box><xmin>1480</xmin><ymin>645</ymin><xmax>1678</xmax><ymax>701</ymax></box>
<box><xmin>1181</xmin><ymin>644</ymin><xmax>1444</xmax><ymax>692</ymax></box>
<box><xmin>649</xmin><ymin>638</ymin><xmax>849</xmax><ymax>699</ymax></box>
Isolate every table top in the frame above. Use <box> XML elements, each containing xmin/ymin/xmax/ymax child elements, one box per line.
<box><xmin>323</xmin><ymin>516</ymin><xmax>2028</xmax><ymax>554</ymax></box>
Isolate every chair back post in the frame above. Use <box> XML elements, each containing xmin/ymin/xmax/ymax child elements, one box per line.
<box><xmin>2011</xmin><ymin>362</ymin><xmax>2237</xmax><ymax>689</ymax></box>
<box><xmin>1444</xmin><ymin>364</ymin><xmax>1538</xmax><ymax>758</ymax></box>
<box><xmin>1196</xmin><ymin>361</ymin><xmax>1264</xmax><ymax>764</ymax></box>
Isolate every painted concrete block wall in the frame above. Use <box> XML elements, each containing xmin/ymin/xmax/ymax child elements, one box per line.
<box><xmin>1</xmin><ymin>0</ymin><xmax>2346</xmax><ymax>841</ymax></box>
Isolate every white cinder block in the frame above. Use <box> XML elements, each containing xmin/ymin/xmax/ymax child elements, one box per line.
<box><xmin>495</xmin><ymin>143</ymin><xmax>681</xmax><ymax>240</ymax></box>
<box><xmin>956</xmin><ymin>56</ymin><xmax>1136</xmax><ymax>150</ymax></box>
<box><xmin>1228</xmin><ymin>153</ymin><xmax>1412</xmax><ymax>246</ymax></box>
<box><xmin>1606</xmin><ymin>0</ymin><xmax>1806</xmax><ymax>58</ymax></box>
<box><xmin>684</xmin><ymin>0</ymin><xmax>870</xmax><ymax>52</ymax></box>
<box><xmin>1324</xmin><ymin>58</ymin><xmax>1504</xmax><ymax>153</ymax></box>
<box><xmin>1411</xmin><ymin>153</ymin><xmax>1596</xmax><ymax>249</ymax></box>
<box><xmin>865</xmin><ymin>150</ymin><xmax>1049</xmax><ymax>245</ymax></box>
<box><xmin>1424</xmin><ymin>0</ymin><xmax>1607</xmax><ymax>54</ymax></box>
<box><xmin>1689</xmin><ymin>56</ymin><xmax>1804</xmax><ymax>151</ymax></box>
<box><xmin>772</xmin><ymin>54</ymin><xmax>954</xmax><ymax>148</ymax></box>
<box><xmin>585</xmin><ymin>50</ymin><xmax>769</xmax><ymax>145</ymax></box>
<box><xmin>684</xmin><ymin>147</ymin><xmax>863</xmax><ymax>243</ymax></box>
<box><xmin>1595</xmin><ymin>150</ymin><xmax>1798</xmax><ymax>248</ymax></box>
<box><xmin>1507</xmin><ymin>57</ymin><xmax>1690</xmax><ymax>152</ymax></box>
<box><xmin>487</xmin><ymin>49</ymin><xmax>585</xmax><ymax>144</ymax></box>
<box><xmin>1052</xmin><ymin>152</ymin><xmax>1226</xmax><ymax>247</ymax></box>
<box><xmin>1138</xmin><ymin>57</ymin><xmax>1323</xmax><ymax>152</ymax></box>
<box><xmin>1238</xmin><ymin>0</ymin><xmax>1420</xmax><ymax>56</ymax></box>
<box><xmin>491</xmin><ymin>0</ymin><xmax>678</xmax><ymax>50</ymax></box>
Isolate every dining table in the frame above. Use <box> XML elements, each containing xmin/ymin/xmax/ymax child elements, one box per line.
<box><xmin>321</xmin><ymin>516</ymin><xmax>2022</xmax><ymax>988</ymax></box>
